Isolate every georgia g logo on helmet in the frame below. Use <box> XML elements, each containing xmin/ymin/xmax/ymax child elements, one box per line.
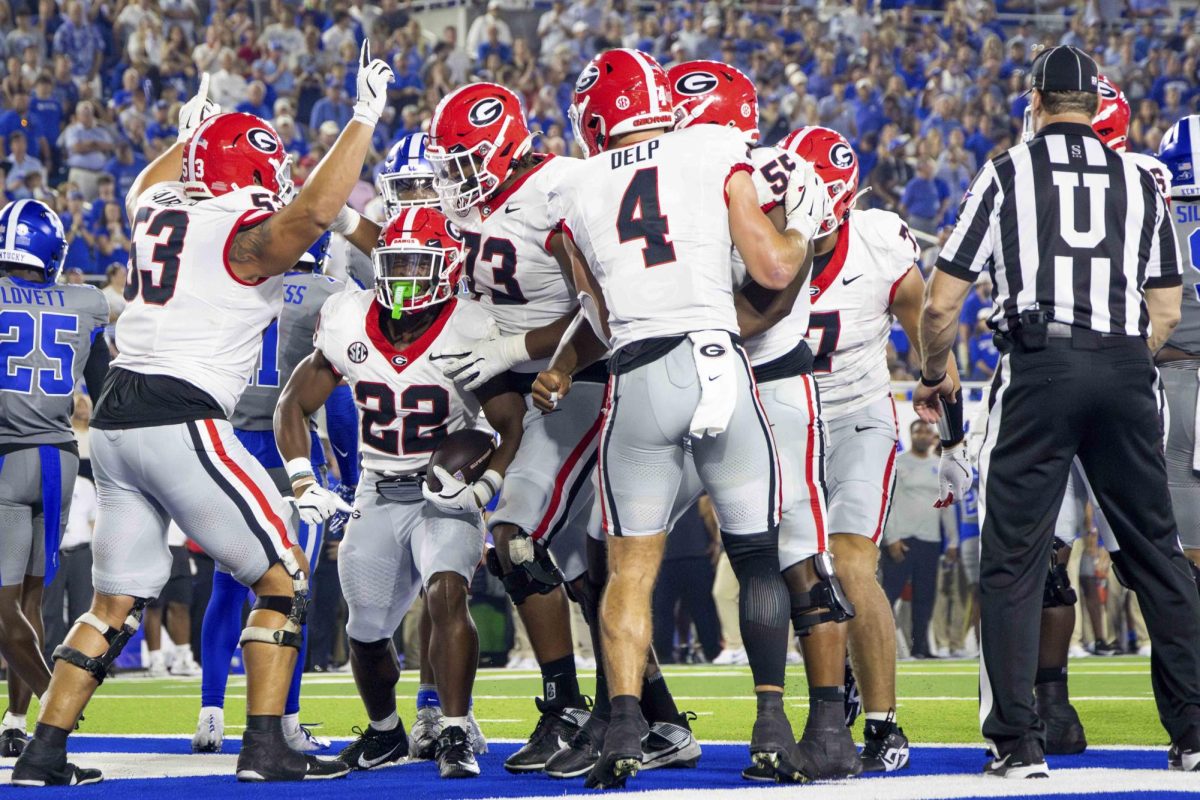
<box><xmin>246</xmin><ymin>128</ymin><xmax>280</xmax><ymax>154</ymax></box>
<box><xmin>1098</xmin><ymin>78</ymin><xmax>1118</xmax><ymax>100</ymax></box>
<box><xmin>674</xmin><ymin>71</ymin><xmax>719</xmax><ymax>97</ymax></box>
<box><xmin>575</xmin><ymin>63</ymin><xmax>600</xmax><ymax>94</ymax></box>
<box><xmin>830</xmin><ymin>142</ymin><xmax>855</xmax><ymax>169</ymax></box>
<box><xmin>468</xmin><ymin>97</ymin><xmax>504</xmax><ymax>127</ymax></box>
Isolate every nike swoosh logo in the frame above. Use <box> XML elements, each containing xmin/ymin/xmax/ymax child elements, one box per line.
<box><xmin>357</xmin><ymin>748</ymin><xmax>399</xmax><ymax>769</ymax></box>
<box><xmin>505</xmin><ymin>204</ymin><xmax>520</xmax><ymax>213</ymax></box>
<box><xmin>854</xmin><ymin>425</ymin><xmax>877</xmax><ymax>433</ymax></box>
<box><xmin>842</xmin><ymin>275</ymin><xmax>863</xmax><ymax>285</ymax></box>
<box><xmin>707</xmin><ymin>375</ymin><xmax>720</xmax><ymax>382</ymax></box>
<box><xmin>332</xmin><ymin>445</ymin><xmax>349</xmax><ymax>458</ymax></box>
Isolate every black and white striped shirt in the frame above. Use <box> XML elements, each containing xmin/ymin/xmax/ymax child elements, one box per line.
<box><xmin>937</xmin><ymin>122</ymin><xmax>1180</xmax><ymax>337</ymax></box>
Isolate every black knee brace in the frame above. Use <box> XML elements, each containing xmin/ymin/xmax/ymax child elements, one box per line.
<box><xmin>241</xmin><ymin>552</ymin><xmax>309</xmax><ymax>649</ymax></box>
<box><xmin>790</xmin><ymin>552</ymin><xmax>856</xmax><ymax>636</ymax></box>
<box><xmin>52</xmin><ymin>597</ymin><xmax>151</xmax><ymax>685</ymax></box>
<box><xmin>1043</xmin><ymin>539</ymin><xmax>1078</xmax><ymax>608</ymax></box>
<box><xmin>485</xmin><ymin>534</ymin><xmax>564</xmax><ymax>605</ymax></box>
<box><xmin>722</xmin><ymin>530</ymin><xmax>789</xmax><ymax>686</ymax></box>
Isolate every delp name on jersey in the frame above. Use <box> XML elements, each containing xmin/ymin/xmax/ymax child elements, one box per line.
<box><xmin>314</xmin><ymin>290</ymin><xmax>498</xmax><ymax>475</ymax></box>
<box><xmin>113</xmin><ymin>183</ymin><xmax>285</xmax><ymax>415</ymax></box>
<box><xmin>0</xmin><ymin>276</ymin><xmax>107</xmax><ymax>446</ymax></box>
<box><xmin>453</xmin><ymin>154</ymin><xmax>580</xmax><ymax>371</ymax></box>
<box><xmin>805</xmin><ymin>208</ymin><xmax>920</xmax><ymax>418</ymax></box>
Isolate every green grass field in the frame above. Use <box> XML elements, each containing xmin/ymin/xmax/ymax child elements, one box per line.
<box><xmin>0</xmin><ymin>656</ymin><xmax>1167</xmax><ymax>747</ymax></box>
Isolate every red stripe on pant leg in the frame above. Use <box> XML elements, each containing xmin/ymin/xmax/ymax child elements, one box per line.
<box><xmin>531</xmin><ymin>410</ymin><xmax>603</xmax><ymax>541</ymax></box>
<box><xmin>203</xmin><ymin>419</ymin><xmax>294</xmax><ymax>549</ymax></box>
<box><xmin>596</xmin><ymin>377</ymin><xmax>615</xmax><ymax>536</ymax></box>
<box><xmin>872</xmin><ymin>397</ymin><xmax>900</xmax><ymax>543</ymax></box>
<box><xmin>801</xmin><ymin>375</ymin><xmax>827</xmax><ymax>550</ymax></box>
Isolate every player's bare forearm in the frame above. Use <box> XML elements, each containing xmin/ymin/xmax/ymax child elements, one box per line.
<box><xmin>126</xmin><ymin>142</ymin><xmax>184</xmax><ymax>217</ymax></box>
<box><xmin>524</xmin><ymin>311</ymin><xmax>578</xmax><ymax>362</ymax></box>
<box><xmin>230</xmin><ymin>121</ymin><xmax>375</xmax><ymax>280</ymax></box>
<box><xmin>919</xmin><ymin>269</ymin><xmax>973</xmax><ymax>380</ymax></box>
<box><xmin>274</xmin><ymin>351</ymin><xmax>339</xmax><ymax>480</ymax></box>
<box><xmin>345</xmin><ymin>216</ymin><xmax>382</xmax><ymax>256</ymax></box>
<box><xmin>479</xmin><ymin>389</ymin><xmax>526</xmax><ymax>477</ymax></box>
<box><xmin>548</xmin><ymin>231</ymin><xmax>578</xmax><ymax>292</ymax></box>
<box><xmin>551</xmin><ymin>317</ymin><xmax>607</xmax><ymax>376</ymax></box>
<box><xmin>1146</xmin><ymin>284</ymin><xmax>1183</xmax><ymax>353</ymax></box>
<box><xmin>728</xmin><ymin>171</ymin><xmax>807</xmax><ymax>290</ymax></box>
<box><xmin>894</xmin><ymin>265</ymin><xmax>961</xmax><ymax>388</ymax></box>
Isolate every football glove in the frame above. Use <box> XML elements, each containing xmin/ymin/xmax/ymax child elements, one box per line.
<box><xmin>323</xmin><ymin>482</ymin><xmax>359</xmax><ymax>537</ymax></box>
<box><xmin>352</xmin><ymin>41</ymin><xmax>394</xmax><ymax>127</ymax></box>
<box><xmin>784</xmin><ymin>158</ymin><xmax>829</xmax><ymax>241</ymax></box>
<box><xmin>422</xmin><ymin>466</ymin><xmax>502</xmax><ymax>515</ymax></box>
<box><xmin>935</xmin><ymin>442</ymin><xmax>972</xmax><ymax>509</ymax></box>
<box><xmin>436</xmin><ymin>333</ymin><xmax>530</xmax><ymax>391</ymax></box>
<box><xmin>294</xmin><ymin>482</ymin><xmax>354</xmax><ymax>526</ymax></box>
<box><xmin>177</xmin><ymin>73</ymin><xmax>220</xmax><ymax>144</ymax></box>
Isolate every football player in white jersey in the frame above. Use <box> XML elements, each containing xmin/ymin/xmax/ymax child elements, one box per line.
<box><xmin>535</xmin><ymin>48</ymin><xmax>826</xmax><ymax>788</ymax></box>
<box><xmin>667</xmin><ymin>61</ymin><xmax>859</xmax><ymax>782</ymax></box>
<box><xmin>276</xmin><ymin>208</ymin><xmax>525</xmax><ymax>779</ymax></box>
<box><xmin>11</xmin><ymin>48</ymin><xmax>394</xmax><ymax>787</ymax></box>
<box><xmin>778</xmin><ymin>126</ymin><xmax>965</xmax><ymax>774</ymax></box>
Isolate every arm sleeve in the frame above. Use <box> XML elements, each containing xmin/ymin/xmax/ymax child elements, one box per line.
<box><xmin>83</xmin><ymin>334</ymin><xmax>111</xmax><ymax>404</ymax></box>
<box><xmin>935</xmin><ymin>161</ymin><xmax>1000</xmax><ymax>282</ymax></box>
<box><xmin>324</xmin><ymin>382</ymin><xmax>359</xmax><ymax>486</ymax></box>
<box><xmin>1144</xmin><ymin>187</ymin><xmax>1182</xmax><ymax>288</ymax></box>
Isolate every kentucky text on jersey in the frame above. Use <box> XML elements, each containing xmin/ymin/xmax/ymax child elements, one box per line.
<box><xmin>0</xmin><ymin>285</ymin><xmax>70</xmax><ymax>307</ymax></box>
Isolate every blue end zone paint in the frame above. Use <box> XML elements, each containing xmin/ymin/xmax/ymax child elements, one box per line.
<box><xmin>0</xmin><ymin>741</ymin><xmax>1187</xmax><ymax>799</ymax></box>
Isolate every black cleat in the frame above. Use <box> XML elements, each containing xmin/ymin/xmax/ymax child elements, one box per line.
<box><xmin>435</xmin><ymin>725</ymin><xmax>480</xmax><ymax>778</ymax></box>
<box><xmin>504</xmin><ymin>697</ymin><xmax>590</xmax><ymax>773</ymax></box>
<box><xmin>1170</xmin><ymin>727</ymin><xmax>1200</xmax><ymax>771</ymax></box>
<box><xmin>237</xmin><ymin>728</ymin><xmax>349</xmax><ymax>781</ymax></box>
<box><xmin>843</xmin><ymin>660</ymin><xmax>862</xmax><ymax>727</ymax></box>
<box><xmin>983</xmin><ymin>738</ymin><xmax>1049</xmax><ymax>779</ymax></box>
<box><xmin>545</xmin><ymin>715</ymin><xmax>607</xmax><ymax>779</ymax></box>
<box><xmin>10</xmin><ymin>738</ymin><xmax>102</xmax><ymax>787</ymax></box>
<box><xmin>585</xmin><ymin>709</ymin><xmax>647</xmax><ymax>789</ymax></box>
<box><xmin>337</xmin><ymin>723</ymin><xmax>409</xmax><ymax>771</ymax></box>
<box><xmin>1</xmin><ymin>727</ymin><xmax>30</xmax><ymax>757</ymax></box>
<box><xmin>643</xmin><ymin>712</ymin><xmax>701</xmax><ymax>770</ymax></box>
<box><xmin>776</xmin><ymin>698</ymin><xmax>862</xmax><ymax>783</ymax></box>
<box><xmin>743</xmin><ymin>694</ymin><xmax>795</xmax><ymax>782</ymax></box>
<box><xmin>860</xmin><ymin>712</ymin><xmax>910</xmax><ymax>772</ymax></box>
<box><xmin>1036</xmin><ymin>682</ymin><xmax>1087</xmax><ymax>755</ymax></box>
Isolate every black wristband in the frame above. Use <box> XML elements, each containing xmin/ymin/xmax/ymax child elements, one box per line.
<box><xmin>919</xmin><ymin>371</ymin><xmax>946</xmax><ymax>388</ymax></box>
<box><xmin>937</xmin><ymin>387</ymin><xmax>965</xmax><ymax>447</ymax></box>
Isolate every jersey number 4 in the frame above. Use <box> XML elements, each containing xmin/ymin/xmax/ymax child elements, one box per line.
<box><xmin>618</xmin><ymin>168</ymin><xmax>676</xmax><ymax>268</ymax></box>
<box><xmin>125</xmin><ymin>208</ymin><xmax>189</xmax><ymax>306</ymax></box>
<box><xmin>355</xmin><ymin>382</ymin><xmax>449</xmax><ymax>455</ymax></box>
<box><xmin>0</xmin><ymin>310</ymin><xmax>78</xmax><ymax>395</ymax></box>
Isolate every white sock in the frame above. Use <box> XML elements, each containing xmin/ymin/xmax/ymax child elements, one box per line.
<box><xmin>174</xmin><ymin>644</ymin><xmax>193</xmax><ymax>661</ymax></box>
<box><xmin>370</xmin><ymin>711</ymin><xmax>399</xmax><ymax>732</ymax></box>
<box><xmin>442</xmin><ymin>716</ymin><xmax>468</xmax><ymax>730</ymax></box>
<box><xmin>865</xmin><ymin>712</ymin><xmax>892</xmax><ymax>723</ymax></box>
<box><xmin>282</xmin><ymin>712</ymin><xmax>300</xmax><ymax>735</ymax></box>
<box><xmin>2</xmin><ymin>711</ymin><xmax>27</xmax><ymax>732</ymax></box>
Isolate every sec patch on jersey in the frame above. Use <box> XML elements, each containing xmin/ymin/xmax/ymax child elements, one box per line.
<box><xmin>427</xmin><ymin>429</ymin><xmax>497</xmax><ymax>491</ymax></box>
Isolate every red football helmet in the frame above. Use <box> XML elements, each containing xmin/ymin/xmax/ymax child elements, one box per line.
<box><xmin>427</xmin><ymin>83</ymin><xmax>533</xmax><ymax>214</ymax></box>
<box><xmin>373</xmin><ymin>207</ymin><xmax>463</xmax><ymax>317</ymax></box>
<box><xmin>1092</xmin><ymin>74</ymin><xmax>1130</xmax><ymax>152</ymax></box>
<box><xmin>778</xmin><ymin>126</ymin><xmax>859</xmax><ymax>237</ymax></box>
<box><xmin>181</xmin><ymin>112</ymin><xmax>294</xmax><ymax>202</ymax></box>
<box><xmin>570</xmin><ymin>49</ymin><xmax>674</xmax><ymax>158</ymax></box>
<box><xmin>668</xmin><ymin>60</ymin><xmax>759</xmax><ymax>142</ymax></box>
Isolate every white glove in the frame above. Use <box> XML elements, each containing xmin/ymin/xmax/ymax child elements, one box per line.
<box><xmin>294</xmin><ymin>482</ymin><xmax>354</xmax><ymax>525</ymax></box>
<box><xmin>784</xmin><ymin>159</ymin><xmax>829</xmax><ymax>241</ymax></box>
<box><xmin>935</xmin><ymin>443</ymin><xmax>972</xmax><ymax>509</ymax></box>
<box><xmin>177</xmin><ymin>73</ymin><xmax>221</xmax><ymax>144</ymax></box>
<box><xmin>352</xmin><ymin>41</ymin><xmax>394</xmax><ymax>127</ymax></box>
<box><xmin>330</xmin><ymin>205</ymin><xmax>361</xmax><ymax>236</ymax></box>
<box><xmin>422</xmin><ymin>467</ymin><xmax>502</xmax><ymax>515</ymax></box>
<box><xmin>436</xmin><ymin>334</ymin><xmax>530</xmax><ymax>392</ymax></box>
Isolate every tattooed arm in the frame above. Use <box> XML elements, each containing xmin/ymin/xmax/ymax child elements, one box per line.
<box><xmin>227</xmin><ymin>119</ymin><xmax>376</xmax><ymax>282</ymax></box>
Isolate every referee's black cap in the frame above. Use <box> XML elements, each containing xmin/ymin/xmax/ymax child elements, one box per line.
<box><xmin>1026</xmin><ymin>45</ymin><xmax>1099</xmax><ymax>94</ymax></box>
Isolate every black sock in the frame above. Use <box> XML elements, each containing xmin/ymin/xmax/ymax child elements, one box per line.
<box><xmin>593</xmin><ymin>668</ymin><xmax>611</xmax><ymax>721</ymax></box>
<box><xmin>541</xmin><ymin>654</ymin><xmax>581</xmax><ymax>709</ymax></box>
<box><xmin>1036</xmin><ymin>667</ymin><xmax>1066</xmax><ymax>685</ymax></box>
<box><xmin>610</xmin><ymin>694</ymin><xmax>640</xmax><ymax>720</ymax></box>
<box><xmin>33</xmin><ymin>723</ymin><xmax>69</xmax><ymax>749</ymax></box>
<box><xmin>639</xmin><ymin>673</ymin><xmax>680</xmax><ymax>723</ymax></box>
<box><xmin>809</xmin><ymin>685</ymin><xmax>844</xmax><ymax>703</ymax></box>
<box><xmin>245</xmin><ymin>715</ymin><xmax>283</xmax><ymax>734</ymax></box>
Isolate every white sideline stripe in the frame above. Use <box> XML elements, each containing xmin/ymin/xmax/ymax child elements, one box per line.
<box><xmin>80</xmin><ymin>694</ymin><xmax>1156</xmax><ymax>702</ymax></box>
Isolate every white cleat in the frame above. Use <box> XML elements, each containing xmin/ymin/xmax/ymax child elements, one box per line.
<box><xmin>409</xmin><ymin>706</ymin><xmax>443</xmax><ymax>760</ymax></box>
<box><xmin>170</xmin><ymin>651</ymin><xmax>201</xmax><ymax>677</ymax></box>
<box><xmin>712</xmin><ymin>648</ymin><xmax>748</xmax><ymax>666</ymax></box>
<box><xmin>192</xmin><ymin>706</ymin><xmax>225</xmax><ymax>753</ymax></box>
<box><xmin>467</xmin><ymin>710</ymin><xmax>488</xmax><ymax>755</ymax></box>
<box><xmin>147</xmin><ymin>651</ymin><xmax>168</xmax><ymax>678</ymax></box>
<box><xmin>285</xmin><ymin>724</ymin><xmax>332</xmax><ymax>753</ymax></box>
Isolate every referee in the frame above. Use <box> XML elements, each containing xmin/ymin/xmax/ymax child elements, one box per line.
<box><xmin>914</xmin><ymin>45</ymin><xmax>1200</xmax><ymax>778</ymax></box>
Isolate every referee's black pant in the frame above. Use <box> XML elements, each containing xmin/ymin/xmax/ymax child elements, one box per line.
<box><xmin>979</xmin><ymin>331</ymin><xmax>1200</xmax><ymax>754</ymax></box>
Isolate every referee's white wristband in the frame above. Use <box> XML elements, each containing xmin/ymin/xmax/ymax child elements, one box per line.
<box><xmin>286</xmin><ymin>457</ymin><xmax>315</xmax><ymax>484</ymax></box>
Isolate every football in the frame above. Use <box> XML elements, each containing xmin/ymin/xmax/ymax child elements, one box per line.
<box><xmin>426</xmin><ymin>429</ymin><xmax>497</xmax><ymax>491</ymax></box>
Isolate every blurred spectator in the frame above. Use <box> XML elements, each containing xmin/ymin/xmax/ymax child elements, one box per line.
<box><xmin>967</xmin><ymin>310</ymin><xmax>999</xmax><ymax>380</ymax></box>
<box><xmin>101</xmin><ymin>263</ymin><xmax>127</xmax><ymax>324</ymax></box>
<box><xmin>52</xmin><ymin>2</ymin><xmax>105</xmax><ymax>89</ymax></box>
<box><xmin>4</xmin><ymin>131</ymin><xmax>45</xmax><ymax>199</ymax></box>
<box><xmin>467</xmin><ymin>1</ymin><xmax>512</xmax><ymax>56</ymax></box>
<box><xmin>209</xmin><ymin>49</ymin><xmax>248</xmax><ymax>108</ymax></box>
<box><xmin>62</xmin><ymin>101</ymin><xmax>113</xmax><ymax>199</ymax></box>
<box><xmin>309</xmin><ymin>78</ymin><xmax>352</xmax><ymax>133</ymax></box>
<box><xmin>236</xmin><ymin>80</ymin><xmax>272</xmax><ymax>119</ymax></box>
<box><xmin>901</xmin><ymin>158</ymin><xmax>950</xmax><ymax>235</ymax></box>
